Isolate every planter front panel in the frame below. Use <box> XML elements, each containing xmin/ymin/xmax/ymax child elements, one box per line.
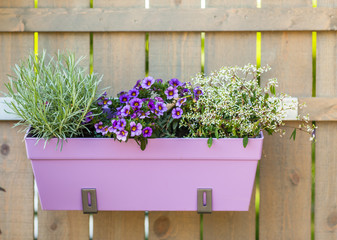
<box><xmin>31</xmin><ymin>158</ymin><xmax>258</xmax><ymax>211</ymax></box>
<box><xmin>26</xmin><ymin>136</ymin><xmax>263</xmax><ymax>211</ymax></box>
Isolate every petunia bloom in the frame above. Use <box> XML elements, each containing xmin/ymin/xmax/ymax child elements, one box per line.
<box><xmin>121</xmin><ymin>105</ymin><xmax>131</xmax><ymax>117</ymax></box>
<box><xmin>169</xmin><ymin>78</ymin><xmax>182</xmax><ymax>87</ymax></box>
<box><xmin>172</xmin><ymin>107</ymin><xmax>183</xmax><ymax>119</ymax></box>
<box><xmin>117</xmin><ymin>130</ymin><xmax>128</xmax><ymax>141</ymax></box>
<box><xmin>143</xmin><ymin>127</ymin><xmax>153</xmax><ymax>137</ymax></box>
<box><xmin>176</xmin><ymin>98</ymin><xmax>186</xmax><ymax>107</ymax></box>
<box><xmin>94</xmin><ymin>122</ymin><xmax>104</xmax><ymax>133</ymax></box>
<box><xmin>130</xmin><ymin>121</ymin><xmax>142</xmax><ymax>137</ymax></box>
<box><xmin>141</xmin><ymin>76</ymin><xmax>155</xmax><ymax>89</ymax></box>
<box><xmin>194</xmin><ymin>87</ymin><xmax>203</xmax><ymax>96</ymax></box>
<box><xmin>98</xmin><ymin>98</ymin><xmax>112</xmax><ymax>107</ymax></box>
<box><xmin>84</xmin><ymin>111</ymin><xmax>93</xmax><ymax>123</ymax></box>
<box><xmin>130</xmin><ymin>98</ymin><xmax>143</xmax><ymax>109</ymax></box>
<box><xmin>117</xmin><ymin>119</ymin><xmax>127</xmax><ymax>130</ymax></box>
<box><xmin>155</xmin><ymin>102</ymin><xmax>167</xmax><ymax>113</ymax></box>
<box><xmin>129</xmin><ymin>89</ymin><xmax>139</xmax><ymax>98</ymax></box>
<box><xmin>165</xmin><ymin>86</ymin><xmax>178</xmax><ymax>99</ymax></box>
<box><xmin>119</xmin><ymin>94</ymin><xmax>130</xmax><ymax>103</ymax></box>
<box><xmin>101</xmin><ymin>126</ymin><xmax>109</xmax><ymax>136</ymax></box>
<box><xmin>108</xmin><ymin>120</ymin><xmax>119</xmax><ymax>133</ymax></box>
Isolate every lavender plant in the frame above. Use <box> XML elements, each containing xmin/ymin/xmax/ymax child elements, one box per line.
<box><xmin>86</xmin><ymin>77</ymin><xmax>201</xmax><ymax>150</ymax></box>
<box><xmin>4</xmin><ymin>51</ymin><xmax>102</xmax><ymax>142</ymax></box>
<box><xmin>180</xmin><ymin>64</ymin><xmax>316</xmax><ymax>147</ymax></box>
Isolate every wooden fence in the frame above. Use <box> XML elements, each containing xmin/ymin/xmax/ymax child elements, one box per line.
<box><xmin>0</xmin><ymin>0</ymin><xmax>337</xmax><ymax>239</ymax></box>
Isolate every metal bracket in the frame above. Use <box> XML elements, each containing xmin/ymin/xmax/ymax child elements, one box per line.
<box><xmin>81</xmin><ymin>188</ymin><xmax>98</xmax><ymax>214</ymax></box>
<box><xmin>197</xmin><ymin>188</ymin><xmax>212</xmax><ymax>214</ymax></box>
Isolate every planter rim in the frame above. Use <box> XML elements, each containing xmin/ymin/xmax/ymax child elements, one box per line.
<box><xmin>25</xmin><ymin>130</ymin><xmax>264</xmax><ymax>161</ymax></box>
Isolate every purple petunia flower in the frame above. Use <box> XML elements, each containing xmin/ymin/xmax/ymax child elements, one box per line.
<box><xmin>130</xmin><ymin>98</ymin><xmax>143</xmax><ymax>109</ymax></box>
<box><xmin>84</xmin><ymin>111</ymin><xmax>93</xmax><ymax>123</ymax></box>
<box><xmin>141</xmin><ymin>76</ymin><xmax>155</xmax><ymax>89</ymax></box>
<box><xmin>117</xmin><ymin>130</ymin><xmax>128</xmax><ymax>141</ymax></box>
<box><xmin>98</xmin><ymin>98</ymin><xmax>112</xmax><ymax>107</ymax></box>
<box><xmin>169</xmin><ymin>78</ymin><xmax>182</xmax><ymax>87</ymax></box>
<box><xmin>101</xmin><ymin>126</ymin><xmax>109</xmax><ymax>136</ymax></box>
<box><xmin>156</xmin><ymin>79</ymin><xmax>163</xmax><ymax>83</ymax></box>
<box><xmin>148</xmin><ymin>100</ymin><xmax>155</xmax><ymax>110</ymax></box>
<box><xmin>155</xmin><ymin>97</ymin><xmax>164</xmax><ymax>102</ymax></box>
<box><xmin>117</xmin><ymin>119</ymin><xmax>127</xmax><ymax>130</ymax></box>
<box><xmin>130</xmin><ymin>121</ymin><xmax>142</xmax><ymax>137</ymax></box>
<box><xmin>194</xmin><ymin>87</ymin><xmax>203</xmax><ymax>96</ymax></box>
<box><xmin>137</xmin><ymin>110</ymin><xmax>150</xmax><ymax>119</ymax></box>
<box><xmin>143</xmin><ymin>127</ymin><xmax>153</xmax><ymax>137</ymax></box>
<box><xmin>153</xmin><ymin>109</ymin><xmax>164</xmax><ymax>116</ymax></box>
<box><xmin>172</xmin><ymin>107</ymin><xmax>183</xmax><ymax>119</ymax></box>
<box><xmin>155</xmin><ymin>102</ymin><xmax>167</xmax><ymax>113</ymax></box>
<box><xmin>176</xmin><ymin>98</ymin><xmax>186</xmax><ymax>107</ymax></box>
<box><xmin>121</xmin><ymin>105</ymin><xmax>131</xmax><ymax>117</ymax></box>
<box><xmin>119</xmin><ymin>94</ymin><xmax>130</xmax><ymax>103</ymax></box>
<box><xmin>134</xmin><ymin>80</ymin><xmax>141</xmax><ymax>89</ymax></box>
<box><xmin>129</xmin><ymin>89</ymin><xmax>139</xmax><ymax>98</ymax></box>
<box><xmin>165</xmin><ymin>86</ymin><xmax>178</xmax><ymax>99</ymax></box>
<box><xmin>108</xmin><ymin>120</ymin><xmax>119</xmax><ymax>133</ymax></box>
<box><xmin>95</xmin><ymin>122</ymin><xmax>104</xmax><ymax>133</ymax></box>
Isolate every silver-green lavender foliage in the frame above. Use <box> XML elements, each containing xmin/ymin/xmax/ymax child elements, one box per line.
<box><xmin>180</xmin><ymin>64</ymin><xmax>291</xmax><ymax>139</ymax></box>
<box><xmin>4</xmin><ymin>51</ymin><xmax>102</xmax><ymax>141</ymax></box>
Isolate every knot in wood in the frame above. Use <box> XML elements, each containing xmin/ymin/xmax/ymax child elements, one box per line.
<box><xmin>0</xmin><ymin>144</ymin><xmax>10</xmax><ymax>156</ymax></box>
<box><xmin>153</xmin><ymin>216</ymin><xmax>170</xmax><ymax>237</ymax></box>
<box><xmin>174</xmin><ymin>0</ymin><xmax>182</xmax><ymax>6</ymax></box>
<box><xmin>289</xmin><ymin>169</ymin><xmax>300</xmax><ymax>185</ymax></box>
<box><xmin>327</xmin><ymin>211</ymin><xmax>337</xmax><ymax>229</ymax></box>
<box><xmin>50</xmin><ymin>222</ymin><xmax>58</xmax><ymax>231</ymax></box>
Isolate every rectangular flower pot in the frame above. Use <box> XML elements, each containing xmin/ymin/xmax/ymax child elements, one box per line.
<box><xmin>25</xmin><ymin>133</ymin><xmax>263</xmax><ymax>212</ymax></box>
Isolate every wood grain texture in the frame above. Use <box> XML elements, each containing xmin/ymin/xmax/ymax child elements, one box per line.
<box><xmin>203</xmin><ymin>186</ymin><xmax>256</xmax><ymax>240</ymax></box>
<box><xmin>0</xmin><ymin>3</ymin><xmax>33</xmax><ymax>240</ymax></box>
<box><xmin>37</xmin><ymin>1</ymin><xmax>90</xmax><ymax>240</ymax></box>
<box><xmin>260</xmin><ymin>1</ymin><xmax>312</xmax><ymax>239</ymax></box>
<box><xmin>38</xmin><ymin>209</ymin><xmax>89</xmax><ymax>240</ymax></box>
<box><xmin>315</xmin><ymin>123</ymin><xmax>337</xmax><ymax>239</ymax></box>
<box><xmin>0</xmin><ymin>122</ymin><xmax>33</xmax><ymax>240</ymax></box>
<box><xmin>3</xmin><ymin>8</ymin><xmax>337</xmax><ymax>32</ymax></box>
<box><xmin>148</xmin><ymin>1</ymin><xmax>201</xmax><ymax>239</ymax></box>
<box><xmin>298</xmin><ymin>97</ymin><xmax>337</xmax><ymax>121</ymax></box>
<box><xmin>204</xmin><ymin>32</ymin><xmax>256</xmax><ymax>74</ymax></box>
<box><xmin>315</xmin><ymin>1</ymin><xmax>337</xmax><ymax>236</ymax></box>
<box><xmin>93</xmin><ymin>32</ymin><xmax>145</xmax><ymax>94</ymax></box>
<box><xmin>149</xmin><ymin>32</ymin><xmax>201</xmax><ymax>81</ymax></box>
<box><xmin>93</xmin><ymin>1</ymin><xmax>146</xmax><ymax>240</ymax></box>
<box><xmin>203</xmin><ymin>1</ymin><xmax>256</xmax><ymax>240</ymax></box>
<box><xmin>149</xmin><ymin>212</ymin><xmax>200</xmax><ymax>240</ymax></box>
<box><xmin>93</xmin><ymin>0</ymin><xmax>145</xmax><ymax>95</ymax></box>
<box><xmin>0</xmin><ymin>33</ymin><xmax>33</xmax><ymax>92</ymax></box>
<box><xmin>94</xmin><ymin>212</ymin><xmax>145</xmax><ymax>240</ymax></box>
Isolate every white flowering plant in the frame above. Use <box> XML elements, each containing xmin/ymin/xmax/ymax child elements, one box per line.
<box><xmin>180</xmin><ymin>64</ymin><xmax>316</xmax><ymax>147</ymax></box>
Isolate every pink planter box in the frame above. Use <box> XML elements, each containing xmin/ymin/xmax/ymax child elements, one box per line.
<box><xmin>25</xmin><ymin>134</ymin><xmax>263</xmax><ymax>212</ymax></box>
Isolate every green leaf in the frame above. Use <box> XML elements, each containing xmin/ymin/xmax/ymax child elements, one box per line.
<box><xmin>140</xmin><ymin>138</ymin><xmax>148</xmax><ymax>151</ymax></box>
<box><xmin>172</xmin><ymin>121</ymin><xmax>178</xmax><ymax>130</ymax></box>
<box><xmin>270</xmin><ymin>85</ymin><xmax>276</xmax><ymax>95</ymax></box>
<box><xmin>207</xmin><ymin>137</ymin><xmax>213</xmax><ymax>148</ymax></box>
<box><xmin>243</xmin><ymin>136</ymin><xmax>249</xmax><ymax>148</ymax></box>
<box><xmin>215</xmin><ymin>128</ymin><xmax>219</xmax><ymax>139</ymax></box>
<box><xmin>290</xmin><ymin>129</ymin><xmax>296</xmax><ymax>141</ymax></box>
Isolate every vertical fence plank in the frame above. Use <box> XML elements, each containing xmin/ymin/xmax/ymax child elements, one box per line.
<box><xmin>316</xmin><ymin>1</ymin><xmax>337</xmax><ymax>237</ymax></box>
<box><xmin>203</xmin><ymin>1</ymin><xmax>256</xmax><ymax>240</ymax></box>
<box><xmin>93</xmin><ymin>1</ymin><xmax>146</xmax><ymax>239</ymax></box>
<box><xmin>36</xmin><ymin>1</ymin><xmax>90</xmax><ymax>239</ymax></box>
<box><xmin>148</xmin><ymin>0</ymin><xmax>201</xmax><ymax>239</ymax></box>
<box><xmin>93</xmin><ymin>0</ymin><xmax>145</xmax><ymax>95</ymax></box>
<box><xmin>259</xmin><ymin>1</ymin><xmax>312</xmax><ymax>240</ymax></box>
<box><xmin>149</xmin><ymin>0</ymin><xmax>201</xmax><ymax>81</ymax></box>
<box><xmin>0</xmin><ymin>2</ymin><xmax>34</xmax><ymax>240</ymax></box>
